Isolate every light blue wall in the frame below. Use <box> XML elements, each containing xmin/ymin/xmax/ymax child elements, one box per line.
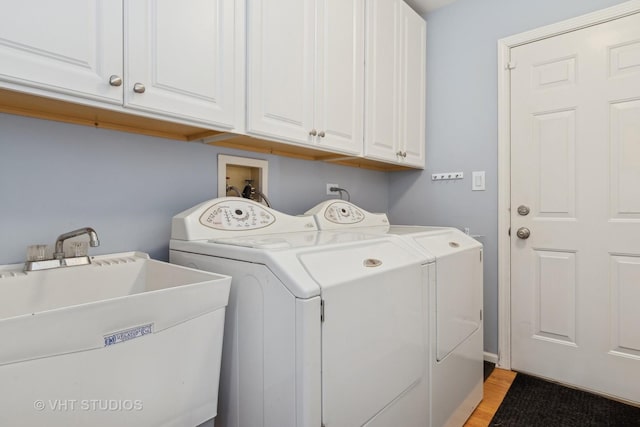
<box><xmin>389</xmin><ymin>0</ymin><xmax>628</xmax><ymax>355</ymax></box>
<box><xmin>1</xmin><ymin>0</ymin><xmax>629</xmax><ymax>357</ymax></box>
<box><xmin>0</xmin><ymin>113</ymin><xmax>389</xmax><ymax>264</ymax></box>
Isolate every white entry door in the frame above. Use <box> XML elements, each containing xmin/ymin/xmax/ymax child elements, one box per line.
<box><xmin>510</xmin><ymin>11</ymin><xmax>640</xmax><ymax>404</ymax></box>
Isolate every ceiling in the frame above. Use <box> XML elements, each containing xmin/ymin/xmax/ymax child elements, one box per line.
<box><xmin>405</xmin><ymin>0</ymin><xmax>458</xmax><ymax>15</ymax></box>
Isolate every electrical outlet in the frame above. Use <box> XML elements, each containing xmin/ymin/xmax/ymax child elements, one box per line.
<box><xmin>327</xmin><ymin>183</ymin><xmax>339</xmax><ymax>195</ymax></box>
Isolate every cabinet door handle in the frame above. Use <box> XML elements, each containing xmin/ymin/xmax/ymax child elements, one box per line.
<box><xmin>318</xmin><ymin>131</ymin><xmax>325</xmax><ymax>138</ymax></box>
<box><xmin>403</xmin><ymin>151</ymin><xmax>408</xmax><ymax>158</ymax></box>
<box><xmin>109</xmin><ymin>75</ymin><xmax>123</xmax><ymax>87</ymax></box>
<box><xmin>133</xmin><ymin>83</ymin><xmax>146</xmax><ymax>94</ymax></box>
<box><xmin>396</xmin><ymin>150</ymin><xmax>403</xmax><ymax>157</ymax></box>
<box><xmin>309</xmin><ymin>129</ymin><xmax>317</xmax><ymax>136</ymax></box>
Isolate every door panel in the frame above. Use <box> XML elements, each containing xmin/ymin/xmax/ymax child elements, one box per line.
<box><xmin>315</xmin><ymin>0</ymin><xmax>364</xmax><ymax>155</ymax></box>
<box><xmin>126</xmin><ymin>0</ymin><xmax>236</xmax><ymax>128</ymax></box>
<box><xmin>364</xmin><ymin>0</ymin><xmax>401</xmax><ymax>161</ymax></box>
<box><xmin>510</xmin><ymin>12</ymin><xmax>640</xmax><ymax>403</ymax></box>
<box><xmin>246</xmin><ymin>0</ymin><xmax>314</xmax><ymax>143</ymax></box>
<box><xmin>0</xmin><ymin>0</ymin><xmax>122</xmax><ymax>103</ymax></box>
<box><xmin>298</xmin><ymin>241</ymin><xmax>425</xmax><ymax>427</ymax></box>
<box><xmin>533</xmin><ymin>250</ymin><xmax>576</xmax><ymax>344</ymax></box>
<box><xmin>610</xmin><ymin>255</ymin><xmax>640</xmax><ymax>357</ymax></box>
<box><xmin>321</xmin><ymin>266</ymin><xmax>423</xmax><ymax>427</ymax></box>
<box><xmin>533</xmin><ymin>109</ymin><xmax>576</xmax><ymax>217</ymax></box>
<box><xmin>610</xmin><ymin>100</ymin><xmax>640</xmax><ymax>217</ymax></box>
<box><xmin>399</xmin><ymin>2</ymin><xmax>426</xmax><ymax>167</ymax></box>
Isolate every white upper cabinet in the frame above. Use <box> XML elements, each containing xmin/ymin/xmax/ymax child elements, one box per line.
<box><xmin>400</xmin><ymin>3</ymin><xmax>426</xmax><ymax>167</ymax></box>
<box><xmin>246</xmin><ymin>0</ymin><xmax>364</xmax><ymax>155</ymax></box>
<box><xmin>365</xmin><ymin>0</ymin><xmax>425</xmax><ymax>168</ymax></box>
<box><xmin>125</xmin><ymin>0</ymin><xmax>237</xmax><ymax>128</ymax></box>
<box><xmin>0</xmin><ymin>0</ymin><xmax>238</xmax><ymax>129</ymax></box>
<box><xmin>315</xmin><ymin>0</ymin><xmax>364</xmax><ymax>155</ymax></box>
<box><xmin>0</xmin><ymin>0</ymin><xmax>123</xmax><ymax>104</ymax></box>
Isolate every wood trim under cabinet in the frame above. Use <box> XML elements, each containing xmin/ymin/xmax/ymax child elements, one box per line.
<box><xmin>0</xmin><ymin>88</ymin><xmax>416</xmax><ymax>172</ymax></box>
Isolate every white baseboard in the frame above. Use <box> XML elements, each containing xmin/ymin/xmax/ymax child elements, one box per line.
<box><xmin>484</xmin><ymin>351</ymin><xmax>499</xmax><ymax>364</ymax></box>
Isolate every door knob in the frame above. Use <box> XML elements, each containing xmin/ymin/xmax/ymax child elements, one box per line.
<box><xmin>133</xmin><ymin>83</ymin><xmax>146</xmax><ymax>93</ymax></box>
<box><xmin>516</xmin><ymin>227</ymin><xmax>531</xmax><ymax>239</ymax></box>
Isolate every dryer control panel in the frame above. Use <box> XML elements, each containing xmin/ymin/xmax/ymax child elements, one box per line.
<box><xmin>305</xmin><ymin>200</ymin><xmax>389</xmax><ymax>230</ymax></box>
<box><xmin>323</xmin><ymin>202</ymin><xmax>365</xmax><ymax>224</ymax></box>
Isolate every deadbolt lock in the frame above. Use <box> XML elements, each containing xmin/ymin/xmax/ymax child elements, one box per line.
<box><xmin>517</xmin><ymin>205</ymin><xmax>530</xmax><ymax>216</ymax></box>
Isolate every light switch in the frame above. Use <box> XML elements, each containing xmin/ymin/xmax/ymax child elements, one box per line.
<box><xmin>472</xmin><ymin>171</ymin><xmax>485</xmax><ymax>191</ymax></box>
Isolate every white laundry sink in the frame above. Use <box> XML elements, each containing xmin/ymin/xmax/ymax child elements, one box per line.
<box><xmin>0</xmin><ymin>252</ymin><xmax>231</xmax><ymax>427</ymax></box>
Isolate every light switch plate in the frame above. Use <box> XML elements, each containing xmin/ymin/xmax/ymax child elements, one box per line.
<box><xmin>472</xmin><ymin>171</ymin><xmax>485</xmax><ymax>191</ymax></box>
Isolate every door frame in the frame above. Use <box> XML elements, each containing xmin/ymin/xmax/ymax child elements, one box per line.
<box><xmin>497</xmin><ymin>0</ymin><xmax>640</xmax><ymax>370</ymax></box>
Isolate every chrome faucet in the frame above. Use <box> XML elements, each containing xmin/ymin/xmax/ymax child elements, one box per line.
<box><xmin>24</xmin><ymin>227</ymin><xmax>100</xmax><ymax>272</ymax></box>
<box><xmin>53</xmin><ymin>227</ymin><xmax>100</xmax><ymax>259</ymax></box>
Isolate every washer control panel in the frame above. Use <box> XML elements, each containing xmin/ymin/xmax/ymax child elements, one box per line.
<box><xmin>199</xmin><ymin>200</ymin><xmax>275</xmax><ymax>230</ymax></box>
<box><xmin>324</xmin><ymin>202</ymin><xmax>365</xmax><ymax>224</ymax></box>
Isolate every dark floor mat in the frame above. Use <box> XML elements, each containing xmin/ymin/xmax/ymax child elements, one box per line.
<box><xmin>490</xmin><ymin>373</ymin><xmax>640</xmax><ymax>426</ymax></box>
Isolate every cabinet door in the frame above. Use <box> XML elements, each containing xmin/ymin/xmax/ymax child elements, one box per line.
<box><xmin>399</xmin><ymin>3</ymin><xmax>426</xmax><ymax>168</ymax></box>
<box><xmin>246</xmin><ymin>0</ymin><xmax>315</xmax><ymax>144</ymax></box>
<box><xmin>364</xmin><ymin>0</ymin><xmax>402</xmax><ymax>162</ymax></box>
<box><xmin>0</xmin><ymin>0</ymin><xmax>122</xmax><ymax>104</ymax></box>
<box><xmin>315</xmin><ymin>0</ymin><xmax>364</xmax><ymax>155</ymax></box>
<box><xmin>125</xmin><ymin>0</ymin><xmax>236</xmax><ymax>128</ymax></box>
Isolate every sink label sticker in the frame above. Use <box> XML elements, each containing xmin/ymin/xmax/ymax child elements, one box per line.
<box><xmin>104</xmin><ymin>323</ymin><xmax>153</xmax><ymax>347</ymax></box>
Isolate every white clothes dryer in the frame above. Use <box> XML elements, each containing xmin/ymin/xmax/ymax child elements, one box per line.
<box><xmin>169</xmin><ymin>197</ymin><xmax>431</xmax><ymax>427</ymax></box>
<box><xmin>305</xmin><ymin>200</ymin><xmax>484</xmax><ymax>427</ymax></box>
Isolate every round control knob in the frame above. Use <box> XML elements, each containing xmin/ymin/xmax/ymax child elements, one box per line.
<box><xmin>133</xmin><ymin>83</ymin><xmax>146</xmax><ymax>93</ymax></box>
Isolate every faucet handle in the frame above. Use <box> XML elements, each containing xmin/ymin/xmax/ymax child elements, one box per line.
<box><xmin>27</xmin><ymin>244</ymin><xmax>49</xmax><ymax>262</ymax></box>
<box><xmin>65</xmin><ymin>241</ymin><xmax>89</xmax><ymax>258</ymax></box>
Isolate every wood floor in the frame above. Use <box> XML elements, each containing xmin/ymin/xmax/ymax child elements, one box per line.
<box><xmin>464</xmin><ymin>368</ymin><xmax>517</xmax><ymax>427</ymax></box>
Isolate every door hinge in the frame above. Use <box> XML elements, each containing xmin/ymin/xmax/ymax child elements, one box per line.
<box><xmin>320</xmin><ymin>299</ymin><xmax>325</xmax><ymax>323</ymax></box>
<box><xmin>506</xmin><ymin>61</ymin><xmax>517</xmax><ymax>70</ymax></box>
<box><xmin>480</xmin><ymin>309</ymin><xmax>483</xmax><ymax>321</ymax></box>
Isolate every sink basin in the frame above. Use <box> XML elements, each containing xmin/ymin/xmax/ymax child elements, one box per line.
<box><xmin>0</xmin><ymin>252</ymin><xmax>231</xmax><ymax>427</ymax></box>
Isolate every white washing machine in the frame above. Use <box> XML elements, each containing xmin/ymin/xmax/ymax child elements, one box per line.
<box><xmin>169</xmin><ymin>197</ymin><xmax>431</xmax><ymax>427</ymax></box>
<box><xmin>305</xmin><ymin>200</ymin><xmax>484</xmax><ymax>427</ymax></box>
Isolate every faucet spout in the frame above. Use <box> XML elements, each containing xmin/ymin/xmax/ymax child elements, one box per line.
<box><xmin>53</xmin><ymin>227</ymin><xmax>100</xmax><ymax>259</ymax></box>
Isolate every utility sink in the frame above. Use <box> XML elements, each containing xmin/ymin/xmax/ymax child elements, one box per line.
<box><xmin>0</xmin><ymin>252</ymin><xmax>231</xmax><ymax>427</ymax></box>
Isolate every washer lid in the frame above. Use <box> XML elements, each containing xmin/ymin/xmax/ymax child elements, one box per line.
<box><xmin>210</xmin><ymin>232</ymin><xmax>319</xmax><ymax>250</ymax></box>
<box><xmin>298</xmin><ymin>238</ymin><xmax>421</xmax><ymax>289</ymax></box>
